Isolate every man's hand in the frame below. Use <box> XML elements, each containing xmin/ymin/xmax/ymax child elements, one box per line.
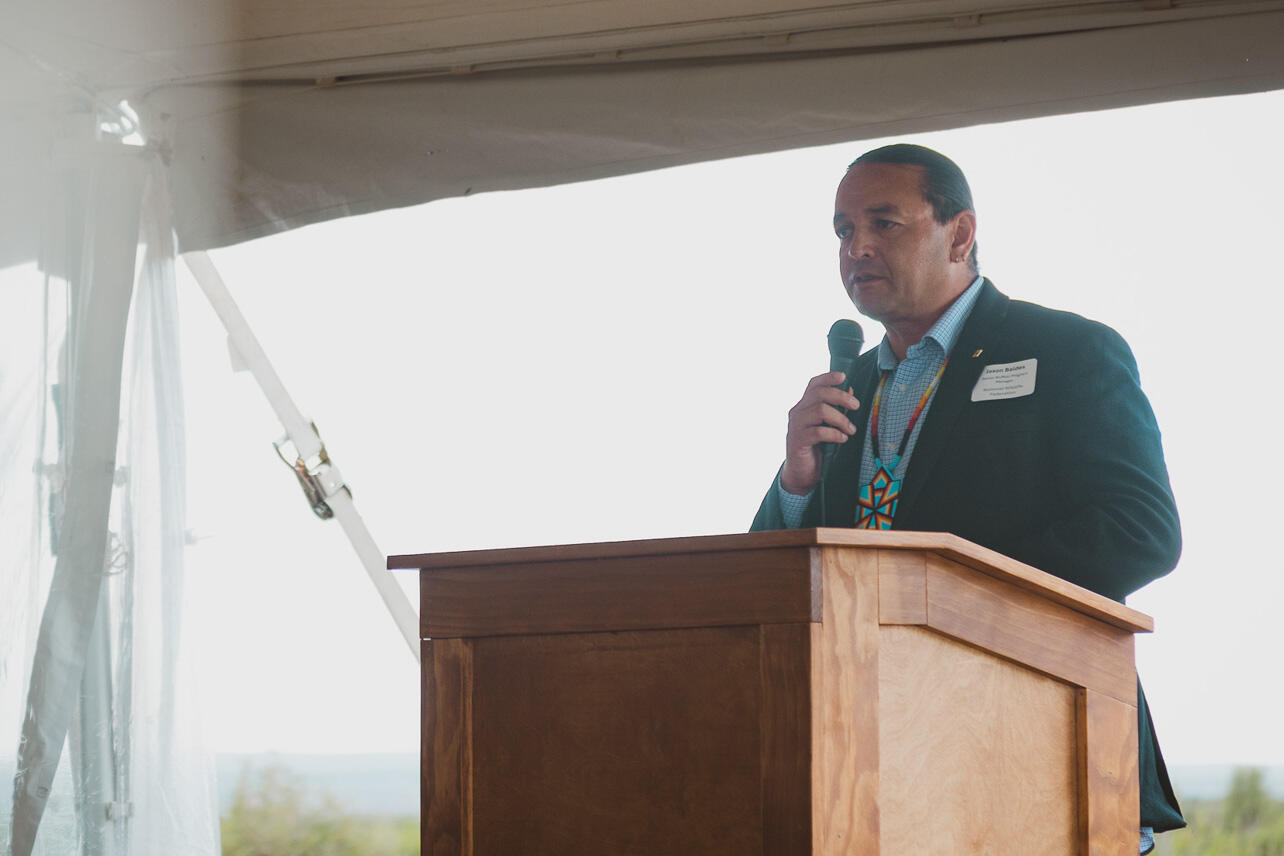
<box><xmin>780</xmin><ymin>371</ymin><xmax>860</xmax><ymax>496</ymax></box>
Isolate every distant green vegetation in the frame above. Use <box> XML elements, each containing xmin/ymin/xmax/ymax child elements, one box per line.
<box><xmin>1156</xmin><ymin>768</ymin><xmax>1284</xmax><ymax>856</ymax></box>
<box><xmin>219</xmin><ymin>763</ymin><xmax>1281</xmax><ymax>856</ymax></box>
<box><xmin>221</xmin><ymin>765</ymin><xmax>417</xmax><ymax>856</ymax></box>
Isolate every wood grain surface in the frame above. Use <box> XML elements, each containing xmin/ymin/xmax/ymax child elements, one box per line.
<box><xmin>420</xmin><ymin>547</ymin><xmax>819</xmax><ymax>638</ymax></box>
<box><xmin>1077</xmin><ymin>689</ymin><xmax>1140</xmax><ymax>856</ymax></box>
<box><xmin>877</xmin><ymin>548</ymin><xmax>928</xmax><ymax>625</ymax></box>
<box><xmin>468</xmin><ymin>626</ymin><xmax>764</xmax><ymax>856</ymax></box>
<box><xmin>812</xmin><ymin>547</ymin><xmax>881</xmax><ymax>855</ymax></box>
<box><xmin>924</xmin><ymin>554</ymin><xmax>1137</xmax><ymax>704</ymax></box>
<box><xmin>879</xmin><ymin>626</ymin><xmax>1079</xmax><ymax>855</ymax></box>
<box><xmin>760</xmin><ymin>622</ymin><xmax>813</xmax><ymax>854</ymax></box>
<box><xmin>395</xmin><ymin>528</ymin><xmax>1151</xmax><ymax>633</ymax></box>
<box><xmin>423</xmin><ymin>638</ymin><xmax>473</xmax><ymax>856</ymax></box>
<box><xmin>414</xmin><ymin>535</ymin><xmax>1149</xmax><ymax>855</ymax></box>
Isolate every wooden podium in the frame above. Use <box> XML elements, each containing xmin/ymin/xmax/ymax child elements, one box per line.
<box><xmin>389</xmin><ymin>529</ymin><xmax>1151</xmax><ymax>855</ymax></box>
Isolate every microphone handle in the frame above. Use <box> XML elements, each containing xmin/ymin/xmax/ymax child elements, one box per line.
<box><xmin>820</xmin><ymin>441</ymin><xmax>838</xmax><ymax>479</ymax></box>
<box><xmin>821</xmin><ymin>319</ymin><xmax>864</xmax><ymax>522</ymax></box>
<box><xmin>818</xmin><ymin>377</ymin><xmax>854</xmax><ymax>478</ymax></box>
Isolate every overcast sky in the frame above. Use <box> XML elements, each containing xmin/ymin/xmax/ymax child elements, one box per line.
<box><xmin>181</xmin><ymin>87</ymin><xmax>1284</xmax><ymax>764</ymax></box>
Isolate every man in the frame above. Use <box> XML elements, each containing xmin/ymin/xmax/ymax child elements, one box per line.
<box><xmin>750</xmin><ymin>144</ymin><xmax>1184</xmax><ymax>851</ymax></box>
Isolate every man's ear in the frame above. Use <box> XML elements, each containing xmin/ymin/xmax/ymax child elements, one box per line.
<box><xmin>950</xmin><ymin>210</ymin><xmax>977</xmax><ymax>263</ymax></box>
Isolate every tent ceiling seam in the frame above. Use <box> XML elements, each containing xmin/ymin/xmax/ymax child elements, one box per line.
<box><xmin>31</xmin><ymin>0</ymin><xmax>1284</xmax><ymax>93</ymax></box>
<box><xmin>175</xmin><ymin>5</ymin><xmax>1278</xmax><ymax>94</ymax></box>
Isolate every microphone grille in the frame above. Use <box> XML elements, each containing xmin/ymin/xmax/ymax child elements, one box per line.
<box><xmin>827</xmin><ymin>319</ymin><xmax>865</xmax><ymax>358</ymax></box>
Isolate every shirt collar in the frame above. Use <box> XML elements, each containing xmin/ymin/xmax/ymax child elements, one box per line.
<box><xmin>876</xmin><ymin>275</ymin><xmax>985</xmax><ymax>370</ymax></box>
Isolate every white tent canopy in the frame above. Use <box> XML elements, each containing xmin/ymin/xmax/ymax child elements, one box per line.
<box><xmin>3</xmin><ymin>1</ymin><xmax>1284</xmax><ymax>854</ymax></box>
<box><xmin>4</xmin><ymin>0</ymin><xmax>1284</xmax><ymax>256</ymax></box>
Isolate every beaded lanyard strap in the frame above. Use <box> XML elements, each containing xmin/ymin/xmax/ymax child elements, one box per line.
<box><xmin>855</xmin><ymin>357</ymin><xmax>950</xmax><ymax>529</ymax></box>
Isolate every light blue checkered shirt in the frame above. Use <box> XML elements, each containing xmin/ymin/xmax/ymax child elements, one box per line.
<box><xmin>779</xmin><ymin>276</ymin><xmax>985</xmax><ymax>526</ymax></box>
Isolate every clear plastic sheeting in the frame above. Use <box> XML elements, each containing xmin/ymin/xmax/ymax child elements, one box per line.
<box><xmin>0</xmin><ymin>264</ymin><xmax>78</xmax><ymax>852</ymax></box>
<box><xmin>1</xmin><ymin>138</ymin><xmax>219</xmax><ymax>855</ymax></box>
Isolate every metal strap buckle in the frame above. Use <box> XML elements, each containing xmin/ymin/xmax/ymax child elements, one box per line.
<box><xmin>273</xmin><ymin>423</ymin><xmax>351</xmax><ymax>519</ymax></box>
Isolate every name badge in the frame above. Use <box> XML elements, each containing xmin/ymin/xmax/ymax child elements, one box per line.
<box><xmin>971</xmin><ymin>358</ymin><xmax>1037</xmax><ymax>401</ymax></box>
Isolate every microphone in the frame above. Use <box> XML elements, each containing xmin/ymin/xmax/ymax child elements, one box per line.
<box><xmin>827</xmin><ymin>319</ymin><xmax>865</xmax><ymax>391</ymax></box>
<box><xmin>821</xmin><ymin>319</ymin><xmax>864</xmax><ymax>474</ymax></box>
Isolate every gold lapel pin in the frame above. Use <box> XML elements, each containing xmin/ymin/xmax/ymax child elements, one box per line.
<box><xmin>971</xmin><ymin>348</ymin><xmax>984</xmax><ymax>358</ymax></box>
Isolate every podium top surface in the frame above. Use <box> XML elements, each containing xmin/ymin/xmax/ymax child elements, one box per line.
<box><xmin>389</xmin><ymin>529</ymin><xmax>1152</xmax><ymax>633</ymax></box>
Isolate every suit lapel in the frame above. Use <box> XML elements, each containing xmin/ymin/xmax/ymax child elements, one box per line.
<box><xmin>894</xmin><ymin>280</ymin><xmax>1011</xmax><ymax>524</ymax></box>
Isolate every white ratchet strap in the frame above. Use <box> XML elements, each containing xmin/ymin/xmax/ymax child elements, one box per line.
<box><xmin>183</xmin><ymin>251</ymin><xmax>420</xmax><ymax>661</ymax></box>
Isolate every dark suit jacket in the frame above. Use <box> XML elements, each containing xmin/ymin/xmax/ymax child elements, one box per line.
<box><xmin>751</xmin><ymin>279</ymin><xmax>1185</xmax><ymax>830</ymax></box>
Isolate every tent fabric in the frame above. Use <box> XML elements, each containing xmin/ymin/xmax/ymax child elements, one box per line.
<box><xmin>109</xmin><ymin>165</ymin><xmax>221</xmax><ymax>856</ymax></box>
<box><xmin>0</xmin><ymin>151</ymin><xmax>220</xmax><ymax>856</ymax></box>
<box><xmin>5</xmin><ymin>1</ymin><xmax>1284</xmax><ymax>261</ymax></box>
<box><xmin>9</xmin><ymin>147</ymin><xmax>145</xmax><ymax>856</ymax></box>
<box><xmin>144</xmin><ymin>8</ymin><xmax>1284</xmax><ymax>252</ymax></box>
<box><xmin>4</xmin><ymin>0</ymin><xmax>1280</xmax><ymax>92</ymax></box>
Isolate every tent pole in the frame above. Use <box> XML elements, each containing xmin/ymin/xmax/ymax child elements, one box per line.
<box><xmin>181</xmin><ymin>251</ymin><xmax>420</xmax><ymax>662</ymax></box>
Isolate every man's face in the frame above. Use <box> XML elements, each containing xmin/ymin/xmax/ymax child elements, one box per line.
<box><xmin>833</xmin><ymin>162</ymin><xmax>964</xmax><ymax>329</ymax></box>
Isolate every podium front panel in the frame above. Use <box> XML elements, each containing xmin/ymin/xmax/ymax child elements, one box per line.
<box><xmin>879</xmin><ymin>626</ymin><xmax>1078</xmax><ymax>853</ymax></box>
<box><xmin>424</xmin><ymin>624</ymin><xmax>813</xmax><ymax>855</ymax></box>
